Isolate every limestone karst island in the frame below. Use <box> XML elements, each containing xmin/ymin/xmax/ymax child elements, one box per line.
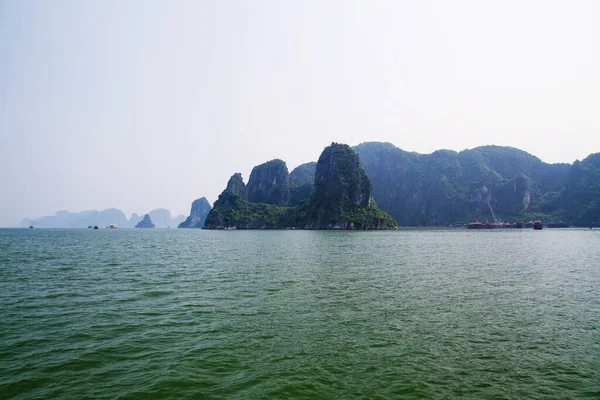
<box><xmin>203</xmin><ymin>143</ymin><xmax>398</xmax><ymax>230</ymax></box>
<box><xmin>21</xmin><ymin>142</ymin><xmax>600</xmax><ymax>229</ymax></box>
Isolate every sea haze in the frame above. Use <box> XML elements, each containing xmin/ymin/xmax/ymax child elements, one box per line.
<box><xmin>0</xmin><ymin>228</ymin><xmax>599</xmax><ymax>399</ymax></box>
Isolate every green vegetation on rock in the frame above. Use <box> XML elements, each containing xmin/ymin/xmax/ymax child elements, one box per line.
<box><xmin>354</xmin><ymin>142</ymin><xmax>596</xmax><ymax>226</ymax></box>
<box><xmin>305</xmin><ymin>143</ymin><xmax>396</xmax><ymax>229</ymax></box>
<box><xmin>289</xmin><ymin>162</ymin><xmax>316</xmax><ymax>206</ymax></box>
<box><xmin>203</xmin><ymin>144</ymin><xmax>398</xmax><ymax>230</ymax></box>
<box><xmin>541</xmin><ymin>153</ymin><xmax>600</xmax><ymax>225</ymax></box>
<box><xmin>203</xmin><ymin>190</ymin><xmax>288</xmax><ymax>229</ymax></box>
<box><xmin>202</xmin><ymin>141</ymin><xmax>599</xmax><ymax>229</ymax></box>
<box><xmin>247</xmin><ymin>159</ymin><xmax>291</xmax><ymax>206</ymax></box>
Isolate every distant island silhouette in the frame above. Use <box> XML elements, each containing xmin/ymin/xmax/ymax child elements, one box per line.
<box><xmin>22</xmin><ymin>208</ymin><xmax>185</xmax><ymax>229</ymax></box>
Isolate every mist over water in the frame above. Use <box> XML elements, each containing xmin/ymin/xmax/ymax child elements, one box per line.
<box><xmin>1</xmin><ymin>229</ymin><xmax>599</xmax><ymax>399</ymax></box>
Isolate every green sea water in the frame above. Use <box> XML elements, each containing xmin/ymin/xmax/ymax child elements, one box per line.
<box><xmin>0</xmin><ymin>228</ymin><xmax>599</xmax><ymax>399</ymax></box>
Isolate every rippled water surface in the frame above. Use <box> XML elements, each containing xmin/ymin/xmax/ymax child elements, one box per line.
<box><xmin>1</xmin><ymin>228</ymin><xmax>599</xmax><ymax>399</ymax></box>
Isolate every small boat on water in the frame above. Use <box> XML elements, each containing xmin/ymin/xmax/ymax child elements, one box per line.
<box><xmin>108</xmin><ymin>224</ymin><xmax>118</xmax><ymax>229</ymax></box>
<box><xmin>467</xmin><ymin>220</ymin><xmax>503</xmax><ymax>229</ymax></box>
<box><xmin>467</xmin><ymin>219</ymin><xmax>544</xmax><ymax>230</ymax></box>
<box><xmin>93</xmin><ymin>226</ymin><xmax>99</xmax><ymax>229</ymax></box>
<box><xmin>467</xmin><ymin>219</ymin><xmax>525</xmax><ymax>229</ymax></box>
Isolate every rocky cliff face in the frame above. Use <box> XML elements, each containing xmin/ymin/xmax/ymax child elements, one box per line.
<box><xmin>304</xmin><ymin>143</ymin><xmax>396</xmax><ymax>229</ymax></box>
<box><xmin>314</xmin><ymin>143</ymin><xmax>372</xmax><ymax>208</ymax></box>
<box><xmin>135</xmin><ymin>214</ymin><xmax>155</xmax><ymax>228</ymax></box>
<box><xmin>548</xmin><ymin>153</ymin><xmax>600</xmax><ymax>225</ymax></box>
<box><xmin>289</xmin><ymin>162</ymin><xmax>316</xmax><ymax>205</ymax></box>
<box><xmin>178</xmin><ymin>197</ymin><xmax>212</xmax><ymax>228</ymax></box>
<box><xmin>290</xmin><ymin>162</ymin><xmax>316</xmax><ymax>186</ymax></box>
<box><xmin>247</xmin><ymin>159</ymin><xmax>292</xmax><ymax>206</ymax></box>
<box><xmin>354</xmin><ymin>142</ymin><xmax>578</xmax><ymax>225</ymax></box>
<box><xmin>204</xmin><ymin>173</ymin><xmax>260</xmax><ymax>229</ymax></box>
<box><xmin>226</xmin><ymin>173</ymin><xmax>247</xmax><ymax>199</ymax></box>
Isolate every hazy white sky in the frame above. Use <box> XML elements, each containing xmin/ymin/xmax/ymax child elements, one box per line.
<box><xmin>1</xmin><ymin>0</ymin><xmax>599</xmax><ymax>226</ymax></box>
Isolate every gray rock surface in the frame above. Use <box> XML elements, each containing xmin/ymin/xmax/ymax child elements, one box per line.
<box><xmin>178</xmin><ymin>197</ymin><xmax>212</xmax><ymax>228</ymax></box>
<box><xmin>226</xmin><ymin>173</ymin><xmax>247</xmax><ymax>199</ymax></box>
<box><xmin>135</xmin><ymin>214</ymin><xmax>155</xmax><ymax>228</ymax></box>
<box><xmin>247</xmin><ymin>159</ymin><xmax>291</xmax><ymax>206</ymax></box>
